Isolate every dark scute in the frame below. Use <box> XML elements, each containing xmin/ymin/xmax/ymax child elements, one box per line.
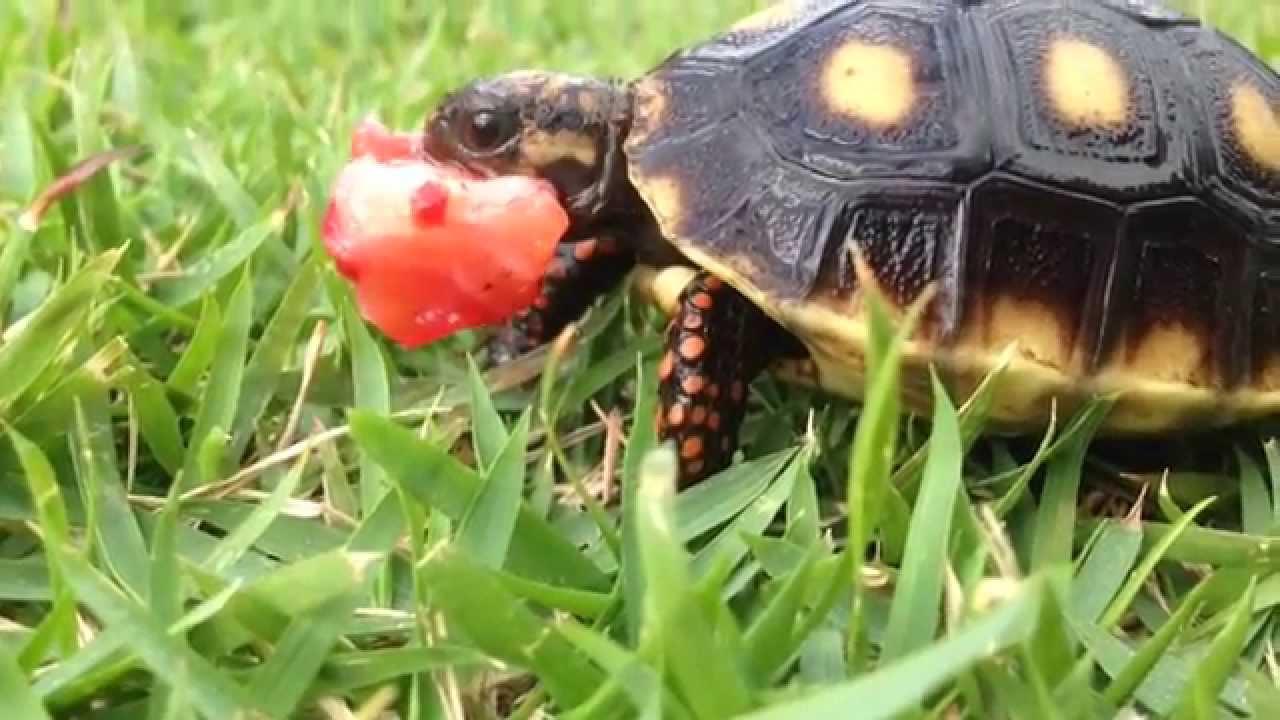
<box><xmin>633</xmin><ymin>119</ymin><xmax>768</xmax><ymax>238</ymax></box>
<box><xmin>965</xmin><ymin>175</ymin><xmax>1121</xmax><ymax>356</ymax></box>
<box><xmin>1171</xmin><ymin>26</ymin><xmax>1280</xmax><ymax>212</ymax></box>
<box><xmin>1094</xmin><ymin>0</ymin><xmax>1192</xmax><ymax>26</ymax></box>
<box><xmin>749</xmin><ymin>6</ymin><xmax>963</xmax><ymax>166</ymax></box>
<box><xmin>635</xmin><ymin>64</ymin><xmax>742</xmax><ymax>151</ymax></box>
<box><xmin>1252</xmin><ymin>261</ymin><xmax>1280</xmax><ymax>381</ymax></box>
<box><xmin>815</xmin><ymin>187</ymin><xmax>962</xmax><ymax>327</ymax></box>
<box><xmin>696</xmin><ymin>168</ymin><xmax>843</xmax><ymax>298</ymax></box>
<box><xmin>1115</xmin><ymin>201</ymin><xmax>1251</xmax><ymax>385</ymax></box>
<box><xmin>995</xmin><ymin>7</ymin><xmax>1160</xmax><ymax>163</ymax></box>
<box><xmin>679</xmin><ymin>0</ymin><xmax>853</xmax><ymax>63</ymax></box>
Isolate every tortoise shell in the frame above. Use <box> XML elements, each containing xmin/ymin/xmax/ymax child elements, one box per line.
<box><xmin>624</xmin><ymin>0</ymin><xmax>1280</xmax><ymax>431</ymax></box>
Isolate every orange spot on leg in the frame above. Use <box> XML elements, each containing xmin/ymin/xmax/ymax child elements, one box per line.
<box><xmin>679</xmin><ymin>335</ymin><xmax>706</xmax><ymax>361</ymax></box>
<box><xmin>708</xmin><ymin>411</ymin><xmax>721</xmax><ymax>431</ymax></box>
<box><xmin>703</xmin><ymin>276</ymin><xmax>724</xmax><ymax>291</ymax></box>
<box><xmin>667</xmin><ymin>403</ymin><xmax>686</xmax><ymax>427</ymax></box>
<box><xmin>691</xmin><ymin>292</ymin><xmax>714</xmax><ymax>310</ymax></box>
<box><xmin>682</xmin><ymin>374</ymin><xmax>707</xmax><ymax>395</ymax></box>
<box><xmin>691</xmin><ymin>405</ymin><xmax>708</xmax><ymax>425</ymax></box>
<box><xmin>680</xmin><ymin>435</ymin><xmax>705</xmax><ymax>460</ymax></box>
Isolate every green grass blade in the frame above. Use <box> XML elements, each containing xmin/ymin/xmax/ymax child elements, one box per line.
<box><xmin>1172</xmin><ymin>577</ymin><xmax>1257</xmax><ymax>720</ymax></box>
<box><xmin>229</xmin><ymin>253</ymin><xmax>323</xmax><ymax>459</ymax></box>
<box><xmin>315</xmin><ymin>646</ymin><xmax>494</xmax><ymax>695</ymax></box>
<box><xmin>1070</xmin><ymin>519</ymin><xmax>1142</xmax><ymax>624</ymax></box>
<box><xmin>179</xmin><ymin>264</ymin><xmax>253</xmax><ymax>489</ymax></box>
<box><xmin>53</xmin><ymin>549</ymin><xmax>253</xmax><ymax>718</ymax></box>
<box><xmin>742</xmin><ymin>542</ymin><xmax>822</xmax><ymax>684</ymax></box>
<box><xmin>72</xmin><ymin>391</ymin><xmax>150</xmax><ymax>599</ymax></box>
<box><xmin>119</xmin><ymin>358</ymin><xmax>185</xmax><ymax>475</ymax></box>
<box><xmin>1098</xmin><ymin>576</ymin><xmax>1212</xmax><ymax>709</ymax></box>
<box><xmin>204</xmin><ymin>446</ymin><xmax>310</xmax><ymax>574</ymax></box>
<box><xmin>881</xmin><ymin>371</ymin><xmax>963</xmax><ymax>662</ymax></box>
<box><xmin>636</xmin><ymin>446</ymin><xmax>753</xmax><ymax>718</ymax></box>
<box><xmin>1237</xmin><ymin>447</ymin><xmax>1271</xmax><ymax>537</ymax></box>
<box><xmin>350</xmin><ymin>410</ymin><xmax>609</xmax><ymax>590</ymax></box>
<box><xmin>332</xmin><ymin>273</ymin><xmax>391</xmax><ymax>515</ymax></box>
<box><xmin>457</xmin><ymin>408</ymin><xmax>530</xmax><ymax>569</ymax></box>
<box><xmin>558</xmin><ymin>618</ymin><xmax>692</xmax><ymax>720</ymax></box>
<box><xmin>744</xmin><ymin>573</ymin><xmax>1048</xmax><ymax>720</ymax></box>
<box><xmin>166</xmin><ymin>297</ymin><xmax>221</xmax><ymax>397</ymax></box>
<box><xmin>1098</xmin><ymin>497</ymin><xmax>1214</xmax><ymax>629</ymax></box>
<box><xmin>0</xmin><ymin>643</ymin><xmax>51</xmax><ymax>720</ymax></box>
<box><xmin>0</xmin><ymin>249</ymin><xmax>120</xmax><ymax>413</ymax></box>
<box><xmin>245</xmin><ymin>592</ymin><xmax>360</xmax><ymax>717</ymax></box>
<box><xmin>466</xmin><ymin>355</ymin><xmax>509</xmax><ymax>471</ymax></box>
<box><xmin>622</xmin><ymin>357</ymin><xmax>659</xmax><ymax>644</ymax></box>
<box><xmin>421</xmin><ymin>545</ymin><xmax>604</xmax><ymax>710</ymax></box>
<box><xmin>1030</xmin><ymin>397</ymin><xmax>1111</xmax><ymax>570</ymax></box>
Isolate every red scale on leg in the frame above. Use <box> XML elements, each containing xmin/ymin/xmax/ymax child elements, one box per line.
<box><xmin>655</xmin><ymin>271</ymin><xmax>799</xmax><ymax>487</ymax></box>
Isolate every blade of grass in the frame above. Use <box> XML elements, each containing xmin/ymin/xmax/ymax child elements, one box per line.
<box><xmin>246</xmin><ymin>592</ymin><xmax>361</xmax><ymax>717</ymax></box>
<box><xmin>1070</xmin><ymin>519</ymin><xmax>1142</xmax><ymax>624</ymax></box>
<box><xmin>53</xmin><ymin>548</ymin><xmax>253</xmax><ymax>718</ymax></box>
<box><xmin>744</xmin><ymin>573</ymin><xmax>1049</xmax><ymax>720</ymax></box>
<box><xmin>1098</xmin><ymin>497</ymin><xmax>1213</xmax><ymax>629</ymax></box>
<box><xmin>635</xmin><ymin>446</ymin><xmax>752</xmax><ymax>719</ymax></box>
<box><xmin>178</xmin><ymin>264</ymin><xmax>253</xmax><ymax>490</ymax></box>
<box><xmin>1097</xmin><ymin>576</ymin><xmax>1213</xmax><ymax>709</ymax></box>
<box><xmin>457</xmin><ymin>409</ymin><xmax>530</xmax><ymax>569</ymax></box>
<box><xmin>203</xmin><ymin>446</ymin><xmax>311</xmax><ymax>574</ymax></box>
<box><xmin>420</xmin><ymin>545</ymin><xmax>604</xmax><ymax>710</ymax></box>
<box><xmin>350</xmin><ymin>411</ymin><xmax>609</xmax><ymax>591</ymax></box>
<box><xmin>622</xmin><ymin>356</ymin><xmax>659</xmax><ymax>644</ymax></box>
<box><xmin>0</xmin><ymin>249</ymin><xmax>120</xmax><ymax>413</ymax></box>
<box><xmin>1172</xmin><ymin>577</ymin><xmax>1257</xmax><ymax>720</ymax></box>
<box><xmin>881</xmin><ymin>371</ymin><xmax>963</xmax><ymax>662</ymax></box>
<box><xmin>1237</xmin><ymin>447</ymin><xmax>1271</xmax><ymax>537</ymax></box>
<box><xmin>1030</xmin><ymin>396</ymin><xmax>1112</xmax><ymax>570</ymax></box>
<box><xmin>0</xmin><ymin>644</ymin><xmax>51</xmax><ymax>720</ymax></box>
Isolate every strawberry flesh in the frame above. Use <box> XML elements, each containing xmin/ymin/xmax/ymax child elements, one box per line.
<box><xmin>324</xmin><ymin>117</ymin><xmax>568</xmax><ymax>348</ymax></box>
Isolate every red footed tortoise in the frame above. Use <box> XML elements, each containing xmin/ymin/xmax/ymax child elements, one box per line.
<box><xmin>417</xmin><ymin>0</ymin><xmax>1280</xmax><ymax>484</ymax></box>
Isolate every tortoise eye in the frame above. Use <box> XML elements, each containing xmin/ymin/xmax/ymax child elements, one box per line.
<box><xmin>463</xmin><ymin>109</ymin><xmax>517</xmax><ymax>152</ymax></box>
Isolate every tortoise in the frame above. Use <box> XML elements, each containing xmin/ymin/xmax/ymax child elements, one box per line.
<box><xmin>418</xmin><ymin>0</ymin><xmax>1280</xmax><ymax>485</ymax></box>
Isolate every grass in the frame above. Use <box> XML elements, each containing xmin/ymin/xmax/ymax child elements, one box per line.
<box><xmin>0</xmin><ymin>0</ymin><xmax>1278</xmax><ymax>718</ymax></box>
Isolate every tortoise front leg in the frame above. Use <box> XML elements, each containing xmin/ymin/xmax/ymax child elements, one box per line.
<box><xmin>657</xmin><ymin>271</ymin><xmax>798</xmax><ymax>486</ymax></box>
<box><xmin>486</xmin><ymin>234</ymin><xmax>634</xmax><ymax>364</ymax></box>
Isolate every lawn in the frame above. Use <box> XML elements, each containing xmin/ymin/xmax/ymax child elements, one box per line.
<box><xmin>0</xmin><ymin>1</ymin><xmax>1278</xmax><ymax>718</ymax></box>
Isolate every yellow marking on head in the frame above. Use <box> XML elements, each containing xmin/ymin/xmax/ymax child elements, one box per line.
<box><xmin>520</xmin><ymin>129</ymin><xmax>598</xmax><ymax>169</ymax></box>
<box><xmin>1125</xmin><ymin>324</ymin><xmax>1209</xmax><ymax>385</ymax></box>
<box><xmin>731</xmin><ymin>1</ymin><xmax>797</xmax><ymax>32</ymax></box>
<box><xmin>821</xmin><ymin>41</ymin><xmax>916</xmax><ymax>129</ymax></box>
<box><xmin>1232</xmin><ymin>82</ymin><xmax>1280</xmax><ymax>173</ymax></box>
<box><xmin>1044</xmin><ymin>37</ymin><xmax>1131</xmax><ymax>129</ymax></box>
<box><xmin>982</xmin><ymin>297</ymin><xmax>1074</xmax><ymax>371</ymax></box>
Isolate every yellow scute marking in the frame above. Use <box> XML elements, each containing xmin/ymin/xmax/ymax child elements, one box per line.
<box><xmin>731</xmin><ymin>1</ymin><xmax>797</xmax><ymax>32</ymax></box>
<box><xmin>627</xmin><ymin>77</ymin><xmax>667</xmax><ymax>149</ymax></box>
<box><xmin>1126</xmin><ymin>324</ymin><xmax>1208</xmax><ymax>385</ymax></box>
<box><xmin>982</xmin><ymin>297</ymin><xmax>1073</xmax><ymax>371</ymax></box>
<box><xmin>1044</xmin><ymin>37</ymin><xmax>1131</xmax><ymax>128</ymax></box>
<box><xmin>637</xmin><ymin>175</ymin><xmax>684</xmax><ymax>232</ymax></box>
<box><xmin>821</xmin><ymin>41</ymin><xmax>916</xmax><ymax>128</ymax></box>
<box><xmin>1232</xmin><ymin>82</ymin><xmax>1280</xmax><ymax>173</ymax></box>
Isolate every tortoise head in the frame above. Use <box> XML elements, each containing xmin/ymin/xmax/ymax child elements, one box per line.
<box><xmin>423</xmin><ymin>71</ymin><xmax>631</xmax><ymax>232</ymax></box>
